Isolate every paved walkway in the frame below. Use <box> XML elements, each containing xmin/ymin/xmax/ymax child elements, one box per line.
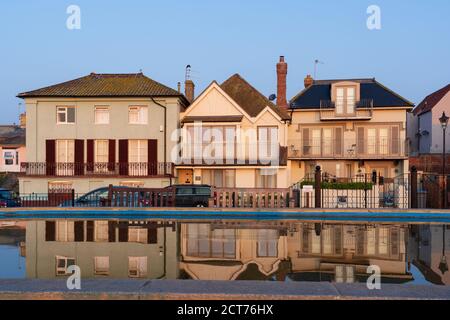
<box><xmin>1</xmin><ymin>280</ymin><xmax>450</xmax><ymax>300</ymax></box>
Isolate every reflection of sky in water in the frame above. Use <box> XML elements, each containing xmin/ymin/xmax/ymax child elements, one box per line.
<box><xmin>0</xmin><ymin>245</ymin><xmax>25</xmax><ymax>279</ymax></box>
<box><xmin>408</xmin><ymin>264</ymin><xmax>430</xmax><ymax>285</ymax></box>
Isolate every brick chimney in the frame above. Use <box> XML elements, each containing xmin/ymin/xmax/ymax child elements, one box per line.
<box><xmin>304</xmin><ymin>74</ymin><xmax>314</xmax><ymax>88</ymax></box>
<box><xmin>19</xmin><ymin>112</ymin><xmax>26</xmax><ymax>128</ymax></box>
<box><xmin>276</xmin><ymin>56</ymin><xmax>288</xmax><ymax>109</ymax></box>
<box><xmin>185</xmin><ymin>80</ymin><xmax>195</xmax><ymax>103</ymax></box>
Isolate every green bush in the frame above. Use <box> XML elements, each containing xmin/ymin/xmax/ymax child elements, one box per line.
<box><xmin>300</xmin><ymin>180</ymin><xmax>373</xmax><ymax>190</ymax></box>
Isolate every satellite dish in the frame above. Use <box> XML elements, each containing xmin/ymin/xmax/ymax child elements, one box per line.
<box><xmin>269</xmin><ymin>94</ymin><xmax>277</xmax><ymax>101</ymax></box>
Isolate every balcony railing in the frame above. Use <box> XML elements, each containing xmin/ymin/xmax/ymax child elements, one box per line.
<box><xmin>288</xmin><ymin>139</ymin><xmax>408</xmax><ymax>159</ymax></box>
<box><xmin>20</xmin><ymin>162</ymin><xmax>174</xmax><ymax>177</ymax></box>
<box><xmin>320</xmin><ymin>99</ymin><xmax>373</xmax><ymax>120</ymax></box>
<box><xmin>178</xmin><ymin>144</ymin><xmax>288</xmax><ymax>166</ymax></box>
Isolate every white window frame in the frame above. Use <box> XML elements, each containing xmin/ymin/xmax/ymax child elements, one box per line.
<box><xmin>57</xmin><ymin>106</ymin><xmax>76</xmax><ymax>124</ymax></box>
<box><xmin>94</xmin><ymin>221</ymin><xmax>109</xmax><ymax>242</ymax></box>
<box><xmin>56</xmin><ymin>221</ymin><xmax>75</xmax><ymax>242</ymax></box>
<box><xmin>94</xmin><ymin>106</ymin><xmax>110</xmax><ymax>125</ymax></box>
<box><xmin>128</xmin><ymin>106</ymin><xmax>148</xmax><ymax>125</ymax></box>
<box><xmin>55</xmin><ymin>256</ymin><xmax>76</xmax><ymax>276</ymax></box>
<box><xmin>94</xmin><ymin>256</ymin><xmax>110</xmax><ymax>275</ymax></box>
<box><xmin>128</xmin><ymin>256</ymin><xmax>148</xmax><ymax>278</ymax></box>
<box><xmin>128</xmin><ymin>227</ymin><xmax>148</xmax><ymax>244</ymax></box>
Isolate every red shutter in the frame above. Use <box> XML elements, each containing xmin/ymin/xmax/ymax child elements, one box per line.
<box><xmin>87</xmin><ymin>140</ymin><xmax>94</xmax><ymax>172</ymax></box>
<box><xmin>86</xmin><ymin>221</ymin><xmax>94</xmax><ymax>242</ymax></box>
<box><xmin>108</xmin><ymin>140</ymin><xmax>116</xmax><ymax>171</ymax></box>
<box><xmin>45</xmin><ymin>221</ymin><xmax>56</xmax><ymax>241</ymax></box>
<box><xmin>118</xmin><ymin>222</ymin><xmax>129</xmax><ymax>242</ymax></box>
<box><xmin>46</xmin><ymin>140</ymin><xmax>56</xmax><ymax>176</ymax></box>
<box><xmin>119</xmin><ymin>140</ymin><xmax>128</xmax><ymax>176</ymax></box>
<box><xmin>74</xmin><ymin>140</ymin><xmax>84</xmax><ymax>176</ymax></box>
<box><xmin>147</xmin><ymin>223</ymin><xmax>158</xmax><ymax>244</ymax></box>
<box><xmin>74</xmin><ymin>221</ymin><xmax>84</xmax><ymax>242</ymax></box>
<box><xmin>108</xmin><ymin>221</ymin><xmax>116</xmax><ymax>242</ymax></box>
<box><xmin>148</xmin><ymin>139</ymin><xmax>158</xmax><ymax>176</ymax></box>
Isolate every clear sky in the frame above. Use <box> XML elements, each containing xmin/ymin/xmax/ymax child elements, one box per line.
<box><xmin>0</xmin><ymin>0</ymin><xmax>449</xmax><ymax>123</ymax></box>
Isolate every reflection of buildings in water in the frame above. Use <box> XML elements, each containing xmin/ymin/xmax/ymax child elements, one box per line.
<box><xmin>286</xmin><ymin>223</ymin><xmax>412</xmax><ymax>283</ymax></box>
<box><xmin>25</xmin><ymin>220</ymin><xmax>178</xmax><ymax>280</ymax></box>
<box><xmin>411</xmin><ymin>225</ymin><xmax>450</xmax><ymax>285</ymax></box>
<box><xmin>180</xmin><ymin>222</ymin><xmax>289</xmax><ymax>280</ymax></box>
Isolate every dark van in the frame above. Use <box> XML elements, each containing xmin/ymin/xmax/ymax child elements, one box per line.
<box><xmin>171</xmin><ymin>185</ymin><xmax>211</xmax><ymax>207</ymax></box>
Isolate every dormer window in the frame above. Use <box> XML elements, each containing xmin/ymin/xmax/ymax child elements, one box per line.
<box><xmin>336</xmin><ymin>86</ymin><xmax>356</xmax><ymax>115</ymax></box>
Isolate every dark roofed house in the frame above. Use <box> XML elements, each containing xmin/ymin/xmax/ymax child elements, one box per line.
<box><xmin>288</xmin><ymin>76</ymin><xmax>413</xmax><ymax>185</ymax></box>
<box><xmin>17</xmin><ymin>72</ymin><xmax>189</xmax><ymax>195</ymax></box>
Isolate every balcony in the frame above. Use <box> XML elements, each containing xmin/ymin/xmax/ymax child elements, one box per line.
<box><xmin>20</xmin><ymin>162</ymin><xmax>174</xmax><ymax>177</ymax></box>
<box><xmin>178</xmin><ymin>144</ymin><xmax>288</xmax><ymax>166</ymax></box>
<box><xmin>320</xmin><ymin>99</ymin><xmax>373</xmax><ymax>121</ymax></box>
<box><xmin>288</xmin><ymin>139</ymin><xmax>408</xmax><ymax>160</ymax></box>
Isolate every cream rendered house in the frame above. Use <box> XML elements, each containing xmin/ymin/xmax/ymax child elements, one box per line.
<box><xmin>288</xmin><ymin>77</ymin><xmax>414</xmax><ymax>183</ymax></box>
<box><xmin>17</xmin><ymin>73</ymin><xmax>189</xmax><ymax>195</ymax></box>
<box><xmin>177</xmin><ymin>74</ymin><xmax>291</xmax><ymax>189</ymax></box>
<box><xmin>180</xmin><ymin>222</ymin><xmax>289</xmax><ymax>280</ymax></box>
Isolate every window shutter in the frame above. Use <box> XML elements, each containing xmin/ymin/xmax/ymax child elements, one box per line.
<box><xmin>335</xmin><ymin>128</ymin><xmax>343</xmax><ymax>155</ymax></box>
<box><xmin>119</xmin><ymin>140</ymin><xmax>129</xmax><ymax>176</ymax></box>
<box><xmin>147</xmin><ymin>223</ymin><xmax>158</xmax><ymax>244</ymax></box>
<box><xmin>391</xmin><ymin>229</ymin><xmax>399</xmax><ymax>256</ymax></box>
<box><xmin>118</xmin><ymin>222</ymin><xmax>129</xmax><ymax>242</ymax></box>
<box><xmin>74</xmin><ymin>140</ymin><xmax>84</xmax><ymax>176</ymax></box>
<box><xmin>391</xmin><ymin>126</ymin><xmax>400</xmax><ymax>154</ymax></box>
<box><xmin>302</xmin><ymin>128</ymin><xmax>310</xmax><ymax>156</ymax></box>
<box><xmin>87</xmin><ymin>140</ymin><xmax>94</xmax><ymax>172</ymax></box>
<box><xmin>108</xmin><ymin>140</ymin><xmax>116</xmax><ymax>171</ymax></box>
<box><xmin>45</xmin><ymin>221</ymin><xmax>56</xmax><ymax>241</ymax></box>
<box><xmin>74</xmin><ymin>221</ymin><xmax>84</xmax><ymax>242</ymax></box>
<box><xmin>108</xmin><ymin>221</ymin><xmax>116</xmax><ymax>242</ymax></box>
<box><xmin>302</xmin><ymin>228</ymin><xmax>309</xmax><ymax>253</ymax></box>
<box><xmin>334</xmin><ymin>227</ymin><xmax>342</xmax><ymax>255</ymax></box>
<box><xmin>148</xmin><ymin>140</ymin><xmax>158</xmax><ymax>176</ymax></box>
<box><xmin>86</xmin><ymin>221</ymin><xmax>94</xmax><ymax>242</ymax></box>
<box><xmin>357</xmin><ymin>127</ymin><xmax>365</xmax><ymax>155</ymax></box>
<box><xmin>46</xmin><ymin>140</ymin><xmax>56</xmax><ymax>176</ymax></box>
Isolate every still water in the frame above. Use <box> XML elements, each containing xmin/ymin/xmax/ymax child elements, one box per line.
<box><xmin>0</xmin><ymin>219</ymin><xmax>449</xmax><ymax>285</ymax></box>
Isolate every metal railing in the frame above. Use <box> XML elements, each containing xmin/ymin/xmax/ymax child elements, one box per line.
<box><xmin>178</xmin><ymin>144</ymin><xmax>288</xmax><ymax>166</ymax></box>
<box><xmin>320</xmin><ymin>99</ymin><xmax>373</xmax><ymax>120</ymax></box>
<box><xmin>288</xmin><ymin>138</ymin><xmax>408</xmax><ymax>159</ymax></box>
<box><xmin>20</xmin><ymin>162</ymin><xmax>174</xmax><ymax>177</ymax></box>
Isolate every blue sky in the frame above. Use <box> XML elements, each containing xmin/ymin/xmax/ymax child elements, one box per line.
<box><xmin>0</xmin><ymin>0</ymin><xmax>449</xmax><ymax>123</ymax></box>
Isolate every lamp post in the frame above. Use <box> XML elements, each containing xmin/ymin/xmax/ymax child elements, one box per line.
<box><xmin>439</xmin><ymin>225</ymin><xmax>448</xmax><ymax>275</ymax></box>
<box><xmin>439</xmin><ymin>112</ymin><xmax>449</xmax><ymax>209</ymax></box>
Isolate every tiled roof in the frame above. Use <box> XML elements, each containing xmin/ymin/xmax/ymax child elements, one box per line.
<box><xmin>413</xmin><ymin>84</ymin><xmax>450</xmax><ymax>116</ymax></box>
<box><xmin>220</xmin><ymin>74</ymin><xmax>291</xmax><ymax>121</ymax></box>
<box><xmin>0</xmin><ymin>126</ymin><xmax>25</xmax><ymax>146</ymax></box>
<box><xmin>18</xmin><ymin>73</ymin><xmax>188</xmax><ymax>103</ymax></box>
<box><xmin>290</xmin><ymin>78</ymin><xmax>414</xmax><ymax>109</ymax></box>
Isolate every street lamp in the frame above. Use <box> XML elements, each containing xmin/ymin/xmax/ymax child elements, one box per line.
<box><xmin>439</xmin><ymin>225</ymin><xmax>448</xmax><ymax>275</ymax></box>
<box><xmin>439</xmin><ymin>112</ymin><xmax>449</xmax><ymax>209</ymax></box>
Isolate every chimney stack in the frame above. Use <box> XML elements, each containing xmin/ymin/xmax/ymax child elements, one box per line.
<box><xmin>276</xmin><ymin>56</ymin><xmax>288</xmax><ymax>109</ymax></box>
<box><xmin>19</xmin><ymin>112</ymin><xmax>26</xmax><ymax>129</ymax></box>
<box><xmin>185</xmin><ymin>80</ymin><xmax>195</xmax><ymax>103</ymax></box>
<box><xmin>304</xmin><ymin>75</ymin><xmax>314</xmax><ymax>88</ymax></box>
<box><xmin>185</xmin><ymin>65</ymin><xmax>195</xmax><ymax>103</ymax></box>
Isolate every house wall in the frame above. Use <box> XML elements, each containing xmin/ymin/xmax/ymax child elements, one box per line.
<box><xmin>22</xmin><ymin>97</ymin><xmax>182</xmax><ymax>194</ymax></box>
<box><xmin>288</xmin><ymin>107</ymin><xmax>410</xmax><ymax>182</ymax></box>
<box><xmin>0</xmin><ymin>145</ymin><xmax>26</xmax><ymax>173</ymax></box>
<box><xmin>25</xmin><ymin>220</ymin><xmax>178</xmax><ymax>279</ymax></box>
<box><xmin>179</xmin><ymin>84</ymin><xmax>290</xmax><ymax>188</ymax></box>
<box><xmin>430</xmin><ymin>91</ymin><xmax>450</xmax><ymax>154</ymax></box>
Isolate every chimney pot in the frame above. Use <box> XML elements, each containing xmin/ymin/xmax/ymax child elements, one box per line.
<box><xmin>276</xmin><ymin>56</ymin><xmax>288</xmax><ymax>109</ymax></box>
